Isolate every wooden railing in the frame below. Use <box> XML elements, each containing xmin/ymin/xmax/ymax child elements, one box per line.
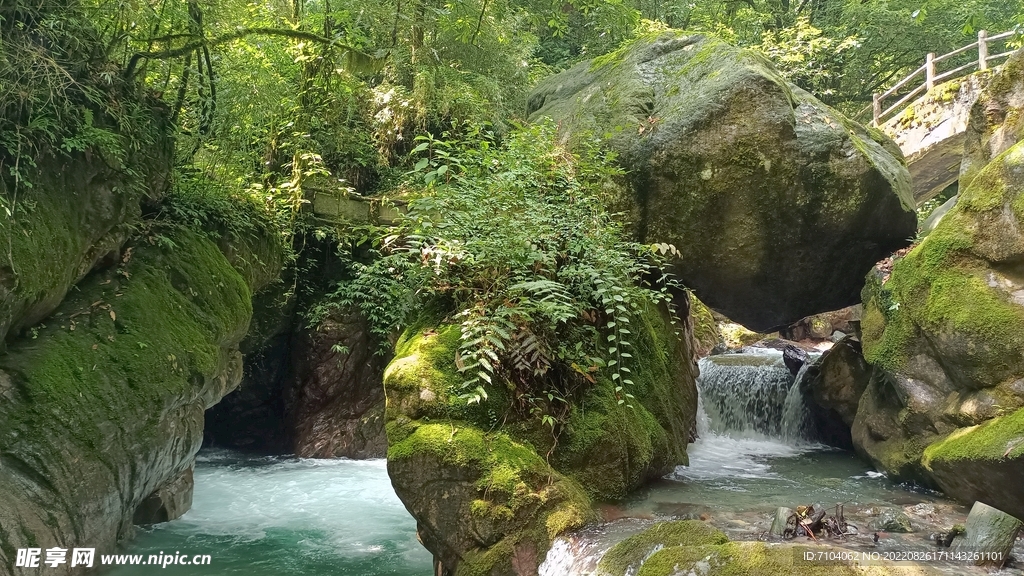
<box><xmin>856</xmin><ymin>30</ymin><xmax>1018</xmax><ymax>126</ymax></box>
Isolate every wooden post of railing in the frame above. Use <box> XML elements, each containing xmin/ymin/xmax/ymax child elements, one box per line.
<box><xmin>872</xmin><ymin>93</ymin><xmax>881</xmax><ymax>126</ymax></box>
<box><xmin>978</xmin><ymin>30</ymin><xmax>989</xmax><ymax>71</ymax></box>
<box><xmin>926</xmin><ymin>52</ymin><xmax>936</xmax><ymax>90</ymax></box>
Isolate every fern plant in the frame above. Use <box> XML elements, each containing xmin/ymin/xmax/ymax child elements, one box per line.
<box><xmin>331</xmin><ymin>121</ymin><xmax>683</xmax><ymax>419</ymax></box>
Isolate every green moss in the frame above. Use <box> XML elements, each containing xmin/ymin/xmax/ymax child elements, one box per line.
<box><xmin>387</xmin><ymin>421</ymin><xmax>595</xmax><ymax>572</ymax></box>
<box><xmin>861</xmin><ymin>142</ymin><xmax>1024</xmax><ymax>376</ymax></box>
<box><xmin>0</xmin><ymin>164</ymin><xmax>140</xmax><ymax>341</ymax></box>
<box><xmin>386</xmin><ymin>321</ymin><xmax>463</xmax><ymax>396</ymax></box>
<box><xmin>985</xmin><ymin>50</ymin><xmax>1024</xmax><ymax>102</ymax></box>
<box><xmin>383</xmin><ymin>320</ymin><xmax>504</xmax><ymax>436</ymax></box>
<box><xmin>922</xmin><ymin>406</ymin><xmax>1024</xmax><ymax>467</ymax></box>
<box><xmin>636</xmin><ymin>542</ymin><xmax>903</xmax><ymax>576</ymax></box>
<box><xmin>590</xmin><ymin>30</ymin><xmax>667</xmax><ymax>71</ymax></box>
<box><xmin>555</xmin><ymin>303</ymin><xmax>695</xmax><ymax>501</ymax></box>
<box><xmin>690</xmin><ymin>296</ymin><xmax>720</xmax><ymax>355</ymax></box>
<box><xmin>2</xmin><ymin>226</ymin><xmax>249</xmax><ymax>411</ymax></box>
<box><xmin>597</xmin><ymin>520</ymin><xmax>728</xmax><ymax>575</ymax></box>
<box><xmin>0</xmin><ymin>226</ymin><xmax>252</xmax><ymax>544</ymax></box>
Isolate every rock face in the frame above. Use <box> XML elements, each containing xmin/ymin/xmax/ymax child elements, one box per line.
<box><xmin>204</xmin><ymin>305</ymin><xmax>389</xmax><ymax>459</ymax></box>
<box><xmin>960</xmin><ymin>49</ymin><xmax>1024</xmax><ymax>189</ymax></box>
<box><xmin>797</xmin><ymin>336</ymin><xmax>871</xmax><ymax>450</ymax></box>
<box><xmin>527</xmin><ymin>31</ymin><xmax>916</xmax><ymax>332</ymax></box>
<box><xmin>385</xmin><ymin>303</ymin><xmax>698</xmax><ymax>575</ymax></box>
<box><xmin>868</xmin><ymin>508</ymin><xmax>914</xmax><ymax>533</ymax></box>
<box><xmin>0</xmin><ymin>228</ymin><xmax>256</xmax><ymax>574</ymax></box>
<box><xmin>0</xmin><ymin>109</ymin><xmax>171</xmax><ymax>347</ymax></box>
<box><xmin>688</xmin><ymin>296</ymin><xmax>720</xmax><ymax>358</ymax></box>
<box><xmin>921</xmin><ymin>408</ymin><xmax>1024</xmax><ymax>522</ymax></box>
<box><xmin>856</xmin><ymin>138</ymin><xmax>1024</xmax><ymax>511</ymax></box>
<box><xmin>805</xmin><ymin>337</ymin><xmax>870</xmax><ymax>428</ymax></box>
<box><xmin>132</xmin><ymin>465</ymin><xmax>195</xmax><ymax>525</ymax></box>
<box><xmin>289</xmin><ymin>309</ymin><xmax>389</xmax><ymax>458</ymax></box>
<box><xmin>949</xmin><ymin>501</ymin><xmax>1022</xmax><ymax>566</ymax></box>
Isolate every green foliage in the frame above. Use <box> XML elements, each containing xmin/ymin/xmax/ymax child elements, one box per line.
<box><xmin>0</xmin><ymin>0</ymin><xmax>157</xmax><ymax>189</ymax></box>
<box><xmin>333</xmin><ymin>121</ymin><xmax>681</xmax><ymax>416</ymax></box>
<box><xmin>757</xmin><ymin>17</ymin><xmax>859</xmax><ymax>101</ymax></box>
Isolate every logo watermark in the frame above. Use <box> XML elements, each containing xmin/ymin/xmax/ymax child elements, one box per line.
<box><xmin>15</xmin><ymin>549</ymin><xmax>212</xmax><ymax>569</ymax></box>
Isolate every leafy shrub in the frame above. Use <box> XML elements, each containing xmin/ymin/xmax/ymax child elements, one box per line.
<box><xmin>326</xmin><ymin>121</ymin><xmax>682</xmax><ymax>415</ymax></box>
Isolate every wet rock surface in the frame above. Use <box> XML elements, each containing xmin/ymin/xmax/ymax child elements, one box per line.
<box><xmin>289</xmin><ymin>310</ymin><xmax>388</xmax><ymax>459</ymax></box>
<box><xmin>205</xmin><ymin>306</ymin><xmax>389</xmax><ymax>459</ymax></box>
<box><xmin>132</xmin><ymin>465</ymin><xmax>195</xmax><ymax>525</ymax></box>
<box><xmin>869</xmin><ymin>508</ymin><xmax>915</xmax><ymax>533</ymax></box>
<box><xmin>797</xmin><ymin>336</ymin><xmax>872</xmax><ymax>449</ymax></box>
<box><xmin>950</xmin><ymin>502</ymin><xmax>1022</xmax><ymax>566</ymax></box>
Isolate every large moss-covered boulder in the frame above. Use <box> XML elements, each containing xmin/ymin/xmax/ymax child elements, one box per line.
<box><xmin>385</xmin><ymin>303</ymin><xmax>697</xmax><ymax>575</ymax></box>
<box><xmin>856</xmin><ymin>140</ymin><xmax>1024</xmax><ymax>504</ymax></box>
<box><xmin>0</xmin><ymin>227</ymin><xmax>256</xmax><ymax>573</ymax></box>
<box><xmin>527</xmin><ymin>31</ymin><xmax>916</xmax><ymax>332</ymax></box>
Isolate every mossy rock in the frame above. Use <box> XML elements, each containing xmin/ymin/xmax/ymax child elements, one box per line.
<box><xmin>528</xmin><ymin>30</ymin><xmax>915</xmax><ymax>332</ymax></box>
<box><xmin>384</xmin><ymin>302</ymin><xmax>698</xmax><ymax>574</ymax></box>
<box><xmin>384</xmin><ymin>320</ymin><xmax>593</xmax><ymax>575</ymax></box>
<box><xmin>0</xmin><ymin>90</ymin><xmax>173</xmax><ymax>348</ymax></box>
<box><xmin>597</xmin><ymin>522</ymin><xmax>931</xmax><ymax>576</ymax></box>
<box><xmin>636</xmin><ymin>541</ymin><xmax>929</xmax><ymax>576</ymax></box>
<box><xmin>857</xmin><ymin>140</ymin><xmax>1024</xmax><ymax>496</ymax></box>
<box><xmin>922</xmin><ymin>407</ymin><xmax>1024</xmax><ymax>521</ymax></box>
<box><xmin>554</xmin><ymin>304</ymin><xmax>697</xmax><ymax>500</ymax></box>
<box><xmin>0</xmin><ymin>226</ymin><xmax>253</xmax><ymax>560</ymax></box>
<box><xmin>960</xmin><ymin>48</ymin><xmax>1024</xmax><ymax>189</ymax></box>
<box><xmin>596</xmin><ymin>520</ymin><xmax>728</xmax><ymax>576</ymax></box>
<box><xmin>690</xmin><ymin>296</ymin><xmax>721</xmax><ymax>357</ymax></box>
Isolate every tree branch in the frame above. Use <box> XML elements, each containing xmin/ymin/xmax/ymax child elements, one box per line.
<box><xmin>471</xmin><ymin>0</ymin><xmax>489</xmax><ymax>46</ymax></box>
<box><xmin>125</xmin><ymin>27</ymin><xmax>366</xmax><ymax>78</ymax></box>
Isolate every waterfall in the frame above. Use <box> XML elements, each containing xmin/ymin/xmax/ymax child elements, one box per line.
<box><xmin>780</xmin><ymin>361</ymin><xmax>816</xmax><ymax>442</ymax></box>
<box><xmin>696</xmin><ymin>352</ymin><xmax>816</xmax><ymax>442</ymax></box>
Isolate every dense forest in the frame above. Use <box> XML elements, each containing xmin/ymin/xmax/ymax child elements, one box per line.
<box><xmin>4</xmin><ymin>0</ymin><xmax>1021</xmax><ymax>199</ymax></box>
<box><xmin>3</xmin><ymin>0</ymin><xmax>1020</xmax><ymax>369</ymax></box>
<box><xmin>2</xmin><ymin>0</ymin><xmax>1024</xmax><ymax>575</ymax></box>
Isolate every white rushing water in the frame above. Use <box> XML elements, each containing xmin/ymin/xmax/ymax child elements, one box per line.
<box><xmin>107</xmin><ymin>450</ymin><xmax>433</xmax><ymax>575</ymax></box>
<box><xmin>695</xmin><ymin>352</ymin><xmax>804</xmax><ymax>439</ymax></box>
<box><xmin>538</xmin><ymin>351</ymin><xmax>1017</xmax><ymax>576</ymax></box>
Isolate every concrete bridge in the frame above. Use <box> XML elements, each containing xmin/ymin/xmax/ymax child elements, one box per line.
<box><xmin>858</xmin><ymin>30</ymin><xmax>1018</xmax><ymax>203</ymax></box>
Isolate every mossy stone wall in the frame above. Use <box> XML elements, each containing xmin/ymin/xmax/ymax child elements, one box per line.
<box><xmin>856</xmin><ymin>139</ymin><xmax>1024</xmax><ymax>513</ymax></box>
<box><xmin>0</xmin><ymin>227</ymin><xmax>254</xmax><ymax>572</ymax></box>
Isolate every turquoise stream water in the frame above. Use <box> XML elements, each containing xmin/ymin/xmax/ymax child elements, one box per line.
<box><xmin>108</xmin><ymin>352</ymin><xmax>1022</xmax><ymax>575</ymax></box>
<box><xmin>106</xmin><ymin>451</ymin><xmax>433</xmax><ymax>575</ymax></box>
